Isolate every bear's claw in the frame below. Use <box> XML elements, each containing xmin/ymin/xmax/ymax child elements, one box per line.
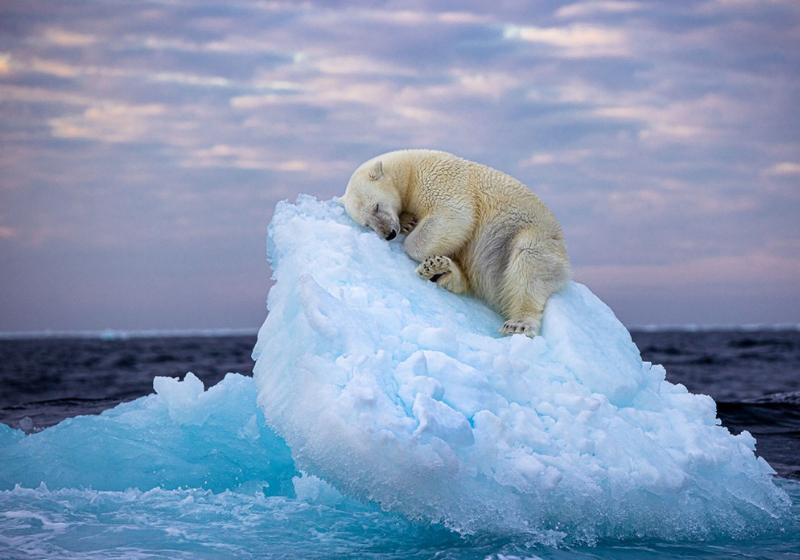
<box><xmin>499</xmin><ymin>319</ymin><xmax>539</xmax><ymax>338</ymax></box>
<box><xmin>399</xmin><ymin>212</ymin><xmax>418</xmax><ymax>235</ymax></box>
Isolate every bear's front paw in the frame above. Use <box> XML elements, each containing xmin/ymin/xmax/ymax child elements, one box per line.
<box><xmin>399</xmin><ymin>212</ymin><xmax>417</xmax><ymax>235</ymax></box>
<box><xmin>415</xmin><ymin>256</ymin><xmax>452</xmax><ymax>283</ymax></box>
<box><xmin>499</xmin><ymin>319</ymin><xmax>539</xmax><ymax>338</ymax></box>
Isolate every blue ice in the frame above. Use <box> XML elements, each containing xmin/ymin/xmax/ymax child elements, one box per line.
<box><xmin>1</xmin><ymin>373</ymin><xmax>296</xmax><ymax>495</ymax></box>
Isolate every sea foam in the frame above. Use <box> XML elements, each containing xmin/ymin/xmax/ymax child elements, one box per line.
<box><xmin>252</xmin><ymin>195</ymin><xmax>790</xmax><ymax>543</ymax></box>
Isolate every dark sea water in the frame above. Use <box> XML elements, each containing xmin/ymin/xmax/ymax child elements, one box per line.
<box><xmin>2</xmin><ymin>330</ymin><xmax>798</xmax><ymax>479</ymax></box>
<box><xmin>1</xmin><ymin>329</ymin><xmax>799</xmax><ymax>559</ymax></box>
<box><xmin>0</xmin><ymin>334</ymin><xmax>256</xmax><ymax>433</ymax></box>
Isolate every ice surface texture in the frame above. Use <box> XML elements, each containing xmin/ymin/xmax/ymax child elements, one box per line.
<box><xmin>253</xmin><ymin>195</ymin><xmax>790</xmax><ymax>543</ymax></box>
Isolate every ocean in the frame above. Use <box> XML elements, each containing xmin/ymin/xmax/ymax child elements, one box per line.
<box><xmin>1</xmin><ymin>329</ymin><xmax>799</xmax><ymax>559</ymax></box>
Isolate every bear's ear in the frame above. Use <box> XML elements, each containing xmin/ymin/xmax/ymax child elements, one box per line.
<box><xmin>368</xmin><ymin>160</ymin><xmax>383</xmax><ymax>181</ymax></box>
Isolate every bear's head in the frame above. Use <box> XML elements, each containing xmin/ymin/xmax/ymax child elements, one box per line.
<box><xmin>340</xmin><ymin>158</ymin><xmax>401</xmax><ymax>241</ymax></box>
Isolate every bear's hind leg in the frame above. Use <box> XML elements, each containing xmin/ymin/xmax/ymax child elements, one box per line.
<box><xmin>415</xmin><ymin>256</ymin><xmax>469</xmax><ymax>294</ymax></box>
<box><xmin>499</xmin><ymin>231</ymin><xmax>570</xmax><ymax>337</ymax></box>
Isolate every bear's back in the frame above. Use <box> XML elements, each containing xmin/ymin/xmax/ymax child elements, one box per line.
<box><xmin>463</xmin><ymin>159</ymin><xmax>558</xmax><ymax>231</ymax></box>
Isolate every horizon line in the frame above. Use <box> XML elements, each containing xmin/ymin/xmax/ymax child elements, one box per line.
<box><xmin>0</xmin><ymin>327</ymin><xmax>261</xmax><ymax>341</ymax></box>
<box><xmin>1</xmin><ymin>323</ymin><xmax>799</xmax><ymax>341</ymax></box>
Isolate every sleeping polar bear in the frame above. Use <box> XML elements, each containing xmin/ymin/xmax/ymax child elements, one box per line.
<box><xmin>340</xmin><ymin>149</ymin><xmax>571</xmax><ymax>337</ymax></box>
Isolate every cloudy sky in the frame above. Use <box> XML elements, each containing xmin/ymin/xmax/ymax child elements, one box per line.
<box><xmin>1</xmin><ymin>0</ymin><xmax>798</xmax><ymax>332</ymax></box>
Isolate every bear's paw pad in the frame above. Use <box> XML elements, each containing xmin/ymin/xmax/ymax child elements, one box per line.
<box><xmin>415</xmin><ymin>256</ymin><xmax>453</xmax><ymax>283</ymax></box>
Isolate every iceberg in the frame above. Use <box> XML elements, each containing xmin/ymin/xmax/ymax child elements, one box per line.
<box><xmin>252</xmin><ymin>195</ymin><xmax>791</xmax><ymax>543</ymax></box>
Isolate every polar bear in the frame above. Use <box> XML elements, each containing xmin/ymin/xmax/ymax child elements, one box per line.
<box><xmin>340</xmin><ymin>149</ymin><xmax>571</xmax><ymax>337</ymax></box>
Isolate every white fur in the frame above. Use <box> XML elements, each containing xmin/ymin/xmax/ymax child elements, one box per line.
<box><xmin>341</xmin><ymin>149</ymin><xmax>571</xmax><ymax>337</ymax></box>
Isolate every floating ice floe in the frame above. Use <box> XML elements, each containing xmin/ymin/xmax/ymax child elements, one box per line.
<box><xmin>0</xmin><ymin>373</ymin><xmax>296</xmax><ymax>495</ymax></box>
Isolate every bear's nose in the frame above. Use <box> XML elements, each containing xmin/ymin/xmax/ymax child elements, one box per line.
<box><xmin>386</xmin><ymin>230</ymin><xmax>397</xmax><ymax>241</ymax></box>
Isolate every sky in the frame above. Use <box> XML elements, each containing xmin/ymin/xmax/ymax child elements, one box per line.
<box><xmin>0</xmin><ymin>0</ymin><xmax>798</xmax><ymax>332</ymax></box>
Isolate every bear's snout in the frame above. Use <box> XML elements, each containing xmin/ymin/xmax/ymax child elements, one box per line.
<box><xmin>371</xmin><ymin>211</ymin><xmax>399</xmax><ymax>242</ymax></box>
